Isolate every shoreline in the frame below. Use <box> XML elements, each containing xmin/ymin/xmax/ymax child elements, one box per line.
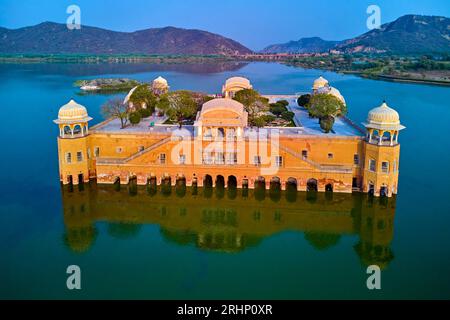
<box><xmin>1</xmin><ymin>55</ymin><xmax>449</xmax><ymax>87</ymax></box>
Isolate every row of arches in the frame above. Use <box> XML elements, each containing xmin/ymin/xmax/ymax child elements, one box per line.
<box><xmin>112</xmin><ymin>175</ymin><xmax>328</xmax><ymax>203</ymax></box>
<box><xmin>112</xmin><ymin>175</ymin><xmax>335</xmax><ymax>194</ymax></box>
<box><xmin>60</xmin><ymin>124</ymin><xmax>89</xmax><ymax>138</ymax></box>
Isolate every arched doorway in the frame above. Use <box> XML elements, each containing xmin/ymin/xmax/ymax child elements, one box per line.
<box><xmin>176</xmin><ymin>176</ymin><xmax>187</xmax><ymax>197</ymax></box>
<box><xmin>147</xmin><ymin>176</ymin><xmax>157</xmax><ymax>196</ymax></box>
<box><xmin>216</xmin><ymin>175</ymin><xmax>225</xmax><ymax>188</ymax></box>
<box><xmin>204</xmin><ymin>175</ymin><xmax>213</xmax><ymax>188</ymax></box>
<box><xmin>227</xmin><ymin>176</ymin><xmax>238</xmax><ymax>188</ymax></box>
<box><xmin>161</xmin><ymin>176</ymin><xmax>172</xmax><ymax>196</ymax></box>
<box><xmin>254</xmin><ymin>177</ymin><xmax>266</xmax><ymax>201</ymax></box>
<box><xmin>286</xmin><ymin>177</ymin><xmax>298</xmax><ymax>202</ymax></box>
<box><xmin>269</xmin><ymin>177</ymin><xmax>281</xmax><ymax>202</ymax></box>
<box><xmin>270</xmin><ymin>177</ymin><xmax>281</xmax><ymax>190</ymax></box>
<box><xmin>380</xmin><ymin>185</ymin><xmax>388</xmax><ymax>197</ymax></box>
<box><xmin>255</xmin><ymin>176</ymin><xmax>266</xmax><ymax>189</ymax></box>
<box><xmin>128</xmin><ymin>176</ymin><xmax>138</xmax><ymax>196</ymax></box>
<box><xmin>307</xmin><ymin>178</ymin><xmax>318</xmax><ymax>192</ymax></box>
<box><xmin>368</xmin><ymin>182</ymin><xmax>375</xmax><ymax>196</ymax></box>
<box><xmin>114</xmin><ymin>177</ymin><xmax>121</xmax><ymax>192</ymax></box>
<box><xmin>325</xmin><ymin>183</ymin><xmax>333</xmax><ymax>192</ymax></box>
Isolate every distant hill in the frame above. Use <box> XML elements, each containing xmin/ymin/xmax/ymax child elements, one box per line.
<box><xmin>0</xmin><ymin>22</ymin><xmax>253</xmax><ymax>55</ymax></box>
<box><xmin>261</xmin><ymin>37</ymin><xmax>340</xmax><ymax>54</ymax></box>
<box><xmin>336</xmin><ymin>15</ymin><xmax>450</xmax><ymax>54</ymax></box>
<box><xmin>261</xmin><ymin>15</ymin><xmax>450</xmax><ymax>54</ymax></box>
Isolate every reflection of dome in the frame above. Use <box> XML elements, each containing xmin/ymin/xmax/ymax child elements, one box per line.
<box><xmin>55</xmin><ymin>99</ymin><xmax>92</xmax><ymax>123</ymax></box>
<box><xmin>363</xmin><ymin>102</ymin><xmax>405</xmax><ymax>131</ymax></box>
<box><xmin>153</xmin><ymin>76</ymin><xmax>168</xmax><ymax>87</ymax></box>
<box><xmin>312</xmin><ymin>76</ymin><xmax>329</xmax><ymax>90</ymax></box>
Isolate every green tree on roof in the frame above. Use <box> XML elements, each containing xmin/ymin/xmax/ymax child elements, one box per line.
<box><xmin>159</xmin><ymin>90</ymin><xmax>197</xmax><ymax>128</ymax></box>
<box><xmin>233</xmin><ymin>89</ymin><xmax>269</xmax><ymax>126</ymax></box>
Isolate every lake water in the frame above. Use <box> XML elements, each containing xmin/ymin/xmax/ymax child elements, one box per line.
<box><xmin>0</xmin><ymin>62</ymin><xmax>449</xmax><ymax>299</ymax></box>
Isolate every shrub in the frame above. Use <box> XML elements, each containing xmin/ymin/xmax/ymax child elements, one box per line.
<box><xmin>277</xmin><ymin>100</ymin><xmax>289</xmax><ymax>107</ymax></box>
<box><xmin>263</xmin><ymin>115</ymin><xmax>276</xmax><ymax>123</ymax></box>
<box><xmin>270</xmin><ymin>103</ymin><xmax>287</xmax><ymax>117</ymax></box>
<box><xmin>281</xmin><ymin>111</ymin><xmax>295</xmax><ymax>121</ymax></box>
<box><xmin>139</xmin><ymin>107</ymin><xmax>152</xmax><ymax>118</ymax></box>
<box><xmin>297</xmin><ymin>94</ymin><xmax>311</xmax><ymax>107</ymax></box>
<box><xmin>252</xmin><ymin>116</ymin><xmax>267</xmax><ymax>128</ymax></box>
<box><xmin>129</xmin><ymin>112</ymin><xmax>142</xmax><ymax>125</ymax></box>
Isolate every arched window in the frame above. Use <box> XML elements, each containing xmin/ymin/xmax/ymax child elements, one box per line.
<box><xmin>73</xmin><ymin>125</ymin><xmax>82</xmax><ymax>135</ymax></box>
<box><xmin>63</xmin><ymin>126</ymin><xmax>72</xmax><ymax>135</ymax></box>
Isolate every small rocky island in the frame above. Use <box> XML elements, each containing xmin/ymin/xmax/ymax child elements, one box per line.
<box><xmin>74</xmin><ymin>78</ymin><xmax>141</xmax><ymax>92</ymax></box>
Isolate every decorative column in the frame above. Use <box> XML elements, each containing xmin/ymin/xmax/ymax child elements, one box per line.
<box><xmin>378</xmin><ymin>130</ymin><xmax>384</xmax><ymax>145</ymax></box>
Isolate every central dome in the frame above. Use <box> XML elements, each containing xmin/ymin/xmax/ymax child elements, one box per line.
<box><xmin>56</xmin><ymin>99</ymin><xmax>92</xmax><ymax>123</ymax></box>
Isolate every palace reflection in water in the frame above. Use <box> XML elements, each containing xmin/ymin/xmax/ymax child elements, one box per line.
<box><xmin>61</xmin><ymin>183</ymin><xmax>396</xmax><ymax>269</ymax></box>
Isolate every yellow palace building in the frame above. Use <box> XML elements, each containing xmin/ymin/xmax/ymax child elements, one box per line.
<box><xmin>54</xmin><ymin>77</ymin><xmax>405</xmax><ymax>197</ymax></box>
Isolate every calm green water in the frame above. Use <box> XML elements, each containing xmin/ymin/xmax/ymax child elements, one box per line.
<box><xmin>0</xmin><ymin>62</ymin><xmax>449</xmax><ymax>299</ymax></box>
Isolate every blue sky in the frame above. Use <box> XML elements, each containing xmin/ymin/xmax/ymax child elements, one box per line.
<box><xmin>0</xmin><ymin>0</ymin><xmax>449</xmax><ymax>50</ymax></box>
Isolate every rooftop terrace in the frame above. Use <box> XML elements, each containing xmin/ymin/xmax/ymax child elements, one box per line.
<box><xmin>91</xmin><ymin>95</ymin><xmax>365</xmax><ymax>138</ymax></box>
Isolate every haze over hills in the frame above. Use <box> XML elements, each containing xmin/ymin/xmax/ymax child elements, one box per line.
<box><xmin>0</xmin><ymin>22</ymin><xmax>252</xmax><ymax>55</ymax></box>
<box><xmin>261</xmin><ymin>37</ymin><xmax>340</xmax><ymax>54</ymax></box>
<box><xmin>262</xmin><ymin>15</ymin><xmax>450</xmax><ymax>54</ymax></box>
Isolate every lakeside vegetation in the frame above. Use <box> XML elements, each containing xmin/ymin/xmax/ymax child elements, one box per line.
<box><xmin>284</xmin><ymin>54</ymin><xmax>450</xmax><ymax>85</ymax></box>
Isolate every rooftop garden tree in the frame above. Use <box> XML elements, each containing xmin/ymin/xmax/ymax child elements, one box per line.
<box><xmin>297</xmin><ymin>94</ymin><xmax>311</xmax><ymax>107</ymax></box>
<box><xmin>160</xmin><ymin>90</ymin><xmax>197</xmax><ymax>128</ymax></box>
<box><xmin>101</xmin><ymin>97</ymin><xmax>130</xmax><ymax>129</ymax></box>
<box><xmin>277</xmin><ymin>100</ymin><xmax>289</xmax><ymax>108</ymax></box>
<box><xmin>269</xmin><ymin>102</ymin><xmax>287</xmax><ymax>117</ymax></box>
<box><xmin>233</xmin><ymin>89</ymin><xmax>269</xmax><ymax>126</ymax></box>
<box><xmin>307</xmin><ymin>93</ymin><xmax>347</xmax><ymax>133</ymax></box>
<box><xmin>129</xmin><ymin>84</ymin><xmax>157</xmax><ymax>115</ymax></box>
<box><xmin>129</xmin><ymin>111</ymin><xmax>142</xmax><ymax>125</ymax></box>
